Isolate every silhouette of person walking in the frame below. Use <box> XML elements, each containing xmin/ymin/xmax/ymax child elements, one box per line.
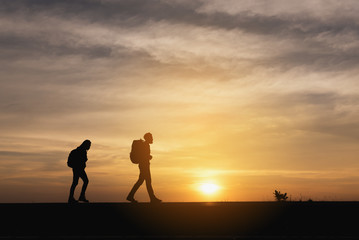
<box><xmin>67</xmin><ymin>140</ymin><xmax>91</xmax><ymax>203</ymax></box>
<box><xmin>127</xmin><ymin>133</ymin><xmax>162</xmax><ymax>203</ymax></box>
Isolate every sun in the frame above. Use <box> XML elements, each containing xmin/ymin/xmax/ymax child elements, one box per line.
<box><xmin>199</xmin><ymin>183</ymin><xmax>220</xmax><ymax>195</ymax></box>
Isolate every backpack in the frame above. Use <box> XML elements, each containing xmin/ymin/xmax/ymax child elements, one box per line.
<box><xmin>130</xmin><ymin>139</ymin><xmax>145</xmax><ymax>164</ymax></box>
<box><xmin>67</xmin><ymin>149</ymin><xmax>78</xmax><ymax>168</ymax></box>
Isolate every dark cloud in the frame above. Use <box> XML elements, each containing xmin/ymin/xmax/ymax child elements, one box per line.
<box><xmin>0</xmin><ymin>34</ymin><xmax>113</xmax><ymax>59</ymax></box>
<box><xmin>2</xmin><ymin>0</ymin><xmax>357</xmax><ymax>37</ymax></box>
<box><xmin>0</xmin><ymin>0</ymin><xmax>202</xmax><ymax>26</ymax></box>
<box><xmin>2</xmin><ymin>0</ymin><xmax>359</xmax><ymax>73</ymax></box>
<box><xmin>1</xmin><ymin>0</ymin><xmax>358</xmax><ymax>123</ymax></box>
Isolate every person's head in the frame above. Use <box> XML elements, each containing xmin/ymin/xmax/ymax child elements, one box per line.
<box><xmin>79</xmin><ymin>139</ymin><xmax>91</xmax><ymax>150</ymax></box>
<box><xmin>144</xmin><ymin>132</ymin><xmax>153</xmax><ymax>144</ymax></box>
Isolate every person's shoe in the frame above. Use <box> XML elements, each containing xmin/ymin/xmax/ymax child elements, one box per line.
<box><xmin>68</xmin><ymin>197</ymin><xmax>78</xmax><ymax>204</ymax></box>
<box><xmin>150</xmin><ymin>197</ymin><xmax>162</xmax><ymax>204</ymax></box>
<box><xmin>78</xmin><ymin>196</ymin><xmax>89</xmax><ymax>203</ymax></box>
<box><xmin>126</xmin><ymin>196</ymin><xmax>138</xmax><ymax>203</ymax></box>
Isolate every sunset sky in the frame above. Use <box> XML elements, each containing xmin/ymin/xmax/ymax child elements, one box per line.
<box><xmin>2</xmin><ymin>0</ymin><xmax>359</xmax><ymax>202</ymax></box>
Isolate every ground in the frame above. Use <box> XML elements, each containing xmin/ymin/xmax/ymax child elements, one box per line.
<box><xmin>1</xmin><ymin>202</ymin><xmax>359</xmax><ymax>239</ymax></box>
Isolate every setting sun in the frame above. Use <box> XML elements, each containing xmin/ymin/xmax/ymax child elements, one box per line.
<box><xmin>199</xmin><ymin>183</ymin><xmax>220</xmax><ymax>195</ymax></box>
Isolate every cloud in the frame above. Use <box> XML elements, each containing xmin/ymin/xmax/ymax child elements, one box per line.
<box><xmin>238</xmin><ymin>90</ymin><xmax>359</xmax><ymax>139</ymax></box>
<box><xmin>0</xmin><ymin>33</ymin><xmax>113</xmax><ymax>60</ymax></box>
<box><xmin>6</xmin><ymin>0</ymin><xmax>358</xmax><ymax>38</ymax></box>
<box><xmin>3</xmin><ymin>0</ymin><xmax>359</xmax><ymax>83</ymax></box>
<box><xmin>2</xmin><ymin>0</ymin><xmax>359</xmax><ymax>144</ymax></box>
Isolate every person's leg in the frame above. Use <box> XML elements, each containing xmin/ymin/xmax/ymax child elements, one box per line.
<box><xmin>127</xmin><ymin>167</ymin><xmax>145</xmax><ymax>202</ymax></box>
<box><xmin>78</xmin><ymin>169</ymin><xmax>89</xmax><ymax>202</ymax></box>
<box><xmin>143</xmin><ymin>165</ymin><xmax>161</xmax><ymax>203</ymax></box>
<box><xmin>69</xmin><ymin>169</ymin><xmax>80</xmax><ymax>203</ymax></box>
<box><xmin>142</xmin><ymin>166</ymin><xmax>155</xmax><ymax>199</ymax></box>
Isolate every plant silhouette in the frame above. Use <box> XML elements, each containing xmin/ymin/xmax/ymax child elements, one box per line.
<box><xmin>274</xmin><ymin>190</ymin><xmax>288</xmax><ymax>202</ymax></box>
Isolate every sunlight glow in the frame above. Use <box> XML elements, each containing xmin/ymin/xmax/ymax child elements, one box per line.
<box><xmin>199</xmin><ymin>183</ymin><xmax>220</xmax><ymax>195</ymax></box>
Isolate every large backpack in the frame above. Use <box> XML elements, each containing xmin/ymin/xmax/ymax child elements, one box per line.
<box><xmin>130</xmin><ymin>139</ymin><xmax>145</xmax><ymax>164</ymax></box>
<box><xmin>67</xmin><ymin>149</ymin><xmax>78</xmax><ymax>168</ymax></box>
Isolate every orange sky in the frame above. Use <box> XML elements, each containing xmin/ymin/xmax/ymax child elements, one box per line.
<box><xmin>1</xmin><ymin>0</ymin><xmax>359</xmax><ymax>202</ymax></box>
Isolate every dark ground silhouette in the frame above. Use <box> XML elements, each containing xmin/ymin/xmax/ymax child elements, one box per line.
<box><xmin>1</xmin><ymin>202</ymin><xmax>359</xmax><ymax>239</ymax></box>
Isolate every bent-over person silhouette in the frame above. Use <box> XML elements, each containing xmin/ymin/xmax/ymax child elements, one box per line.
<box><xmin>67</xmin><ymin>139</ymin><xmax>91</xmax><ymax>203</ymax></box>
<box><xmin>127</xmin><ymin>133</ymin><xmax>162</xmax><ymax>203</ymax></box>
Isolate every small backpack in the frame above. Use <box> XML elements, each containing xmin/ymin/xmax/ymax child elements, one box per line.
<box><xmin>130</xmin><ymin>139</ymin><xmax>145</xmax><ymax>164</ymax></box>
<box><xmin>67</xmin><ymin>149</ymin><xmax>78</xmax><ymax>168</ymax></box>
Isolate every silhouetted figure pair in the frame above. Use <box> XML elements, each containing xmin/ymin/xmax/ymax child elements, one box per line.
<box><xmin>67</xmin><ymin>140</ymin><xmax>91</xmax><ymax>203</ymax></box>
<box><xmin>127</xmin><ymin>133</ymin><xmax>162</xmax><ymax>203</ymax></box>
<box><xmin>67</xmin><ymin>134</ymin><xmax>161</xmax><ymax>204</ymax></box>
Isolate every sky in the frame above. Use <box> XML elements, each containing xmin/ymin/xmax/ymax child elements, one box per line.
<box><xmin>1</xmin><ymin>0</ymin><xmax>359</xmax><ymax>202</ymax></box>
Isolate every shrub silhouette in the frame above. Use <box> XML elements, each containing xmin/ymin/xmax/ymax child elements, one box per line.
<box><xmin>274</xmin><ymin>190</ymin><xmax>288</xmax><ymax>202</ymax></box>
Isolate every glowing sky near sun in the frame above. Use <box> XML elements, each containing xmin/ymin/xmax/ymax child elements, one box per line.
<box><xmin>2</xmin><ymin>0</ymin><xmax>359</xmax><ymax>202</ymax></box>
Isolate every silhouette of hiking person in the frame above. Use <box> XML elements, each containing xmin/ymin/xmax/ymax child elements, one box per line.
<box><xmin>67</xmin><ymin>139</ymin><xmax>91</xmax><ymax>203</ymax></box>
<box><xmin>127</xmin><ymin>133</ymin><xmax>162</xmax><ymax>203</ymax></box>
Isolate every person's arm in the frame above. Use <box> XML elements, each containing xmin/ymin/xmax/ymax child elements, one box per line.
<box><xmin>145</xmin><ymin>144</ymin><xmax>152</xmax><ymax>160</ymax></box>
<box><xmin>82</xmin><ymin>149</ymin><xmax>88</xmax><ymax>163</ymax></box>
